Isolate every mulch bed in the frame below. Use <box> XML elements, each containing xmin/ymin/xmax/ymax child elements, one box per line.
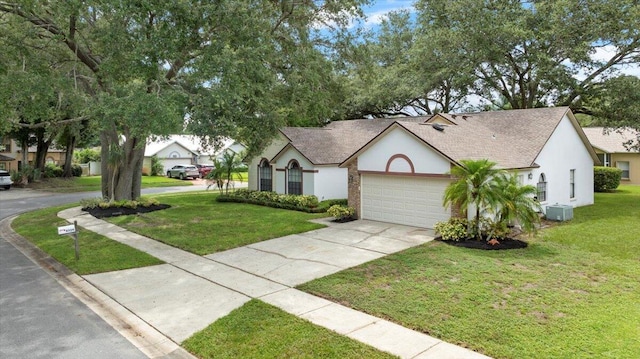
<box><xmin>332</xmin><ymin>216</ymin><xmax>358</xmax><ymax>223</ymax></box>
<box><xmin>82</xmin><ymin>204</ymin><xmax>171</xmax><ymax>219</ymax></box>
<box><xmin>436</xmin><ymin>237</ymin><xmax>528</xmax><ymax>250</ymax></box>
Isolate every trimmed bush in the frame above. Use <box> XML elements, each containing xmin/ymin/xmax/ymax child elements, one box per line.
<box><xmin>43</xmin><ymin>164</ymin><xmax>63</xmax><ymax>178</ymax></box>
<box><xmin>218</xmin><ymin>189</ymin><xmax>342</xmax><ymax>214</ymax></box>
<box><xmin>434</xmin><ymin>218</ymin><xmax>468</xmax><ymax>241</ymax></box>
<box><xmin>71</xmin><ymin>164</ymin><xmax>83</xmax><ymax>177</ymax></box>
<box><xmin>594</xmin><ymin>166</ymin><xmax>622</xmax><ymax>192</ymax></box>
<box><xmin>327</xmin><ymin>205</ymin><xmax>355</xmax><ymax>220</ymax></box>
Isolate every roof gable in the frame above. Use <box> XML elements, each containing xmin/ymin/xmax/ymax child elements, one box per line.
<box><xmin>582</xmin><ymin>127</ymin><xmax>639</xmax><ymax>154</ymax></box>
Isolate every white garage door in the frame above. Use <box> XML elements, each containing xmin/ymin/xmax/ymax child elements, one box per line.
<box><xmin>361</xmin><ymin>174</ymin><xmax>451</xmax><ymax>228</ymax></box>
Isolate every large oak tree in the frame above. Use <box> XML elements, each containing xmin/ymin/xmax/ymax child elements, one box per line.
<box><xmin>1</xmin><ymin>0</ymin><xmax>366</xmax><ymax>200</ymax></box>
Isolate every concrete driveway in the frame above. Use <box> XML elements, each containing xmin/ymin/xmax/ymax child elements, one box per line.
<box><xmin>207</xmin><ymin>219</ymin><xmax>435</xmax><ymax>286</ymax></box>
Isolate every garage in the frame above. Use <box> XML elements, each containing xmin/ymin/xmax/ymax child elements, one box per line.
<box><xmin>361</xmin><ymin>174</ymin><xmax>451</xmax><ymax>228</ymax></box>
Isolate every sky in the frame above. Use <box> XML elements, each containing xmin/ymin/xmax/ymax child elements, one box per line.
<box><xmin>359</xmin><ymin>0</ymin><xmax>639</xmax><ymax>78</ymax></box>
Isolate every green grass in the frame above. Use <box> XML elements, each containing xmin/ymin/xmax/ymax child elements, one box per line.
<box><xmin>29</xmin><ymin>175</ymin><xmax>193</xmax><ymax>193</ymax></box>
<box><xmin>299</xmin><ymin>185</ymin><xmax>640</xmax><ymax>359</ymax></box>
<box><xmin>183</xmin><ymin>300</ymin><xmax>395</xmax><ymax>359</ymax></box>
<box><xmin>106</xmin><ymin>192</ymin><xmax>327</xmax><ymax>255</ymax></box>
<box><xmin>12</xmin><ymin>204</ymin><xmax>163</xmax><ymax>275</ymax></box>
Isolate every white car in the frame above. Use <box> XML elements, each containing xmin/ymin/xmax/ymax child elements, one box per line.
<box><xmin>166</xmin><ymin>165</ymin><xmax>200</xmax><ymax>180</ymax></box>
<box><xmin>0</xmin><ymin>170</ymin><xmax>12</xmax><ymax>190</ymax></box>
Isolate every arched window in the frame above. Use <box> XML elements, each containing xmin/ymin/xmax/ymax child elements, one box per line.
<box><xmin>258</xmin><ymin>159</ymin><xmax>272</xmax><ymax>192</ymax></box>
<box><xmin>287</xmin><ymin>160</ymin><xmax>302</xmax><ymax>195</ymax></box>
<box><xmin>537</xmin><ymin>173</ymin><xmax>547</xmax><ymax>202</ymax></box>
<box><xmin>169</xmin><ymin>151</ymin><xmax>180</xmax><ymax>158</ymax></box>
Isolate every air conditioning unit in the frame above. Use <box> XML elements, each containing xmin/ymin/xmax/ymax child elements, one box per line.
<box><xmin>545</xmin><ymin>204</ymin><xmax>574</xmax><ymax>221</ymax></box>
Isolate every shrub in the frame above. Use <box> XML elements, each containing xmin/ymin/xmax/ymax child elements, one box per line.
<box><xmin>80</xmin><ymin>196</ymin><xmax>160</xmax><ymax>210</ymax></box>
<box><xmin>434</xmin><ymin>218</ymin><xmax>469</xmax><ymax>241</ymax></box>
<box><xmin>219</xmin><ymin>190</ymin><xmax>326</xmax><ymax>213</ymax></box>
<box><xmin>327</xmin><ymin>205</ymin><xmax>355</xmax><ymax>220</ymax></box>
<box><xmin>594</xmin><ymin>166</ymin><xmax>622</xmax><ymax>192</ymax></box>
<box><xmin>150</xmin><ymin>155</ymin><xmax>163</xmax><ymax>176</ymax></box>
<box><xmin>43</xmin><ymin>163</ymin><xmax>63</xmax><ymax>178</ymax></box>
<box><xmin>71</xmin><ymin>164</ymin><xmax>83</xmax><ymax>177</ymax></box>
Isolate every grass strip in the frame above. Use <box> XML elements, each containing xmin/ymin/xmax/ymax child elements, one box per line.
<box><xmin>12</xmin><ymin>204</ymin><xmax>163</xmax><ymax>274</ymax></box>
<box><xmin>183</xmin><ymin>300</ymin><xmax>396</xmax><ymax>359</ymax></box>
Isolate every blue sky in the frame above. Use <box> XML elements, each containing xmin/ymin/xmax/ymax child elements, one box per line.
<box><xmin>362</xmin><ymin>0</ymin><xmax>415</xmax><ymax>27</ymax></box>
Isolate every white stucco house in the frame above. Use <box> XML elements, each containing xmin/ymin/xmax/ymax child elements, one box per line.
<box><xmin>143</xmin><ymin>135</ymin><xmax>246</xmax><ymax>175</ymax></box>
<box><xmin>249</xmin><ymin>107</ymin><xmax>599</xmax><ymax>228</ymax></box>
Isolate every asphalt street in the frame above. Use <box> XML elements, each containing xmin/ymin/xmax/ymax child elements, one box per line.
<box><xmin>0</xmin><ymin>184</ymin><xmax>206</xmax><ymax>358</ymax></box>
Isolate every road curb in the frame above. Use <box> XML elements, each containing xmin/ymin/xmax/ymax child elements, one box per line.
<box><xmin>0</xmin><ymin>216</ymin><xmax>196</xmax><ymax>359</ymax></box>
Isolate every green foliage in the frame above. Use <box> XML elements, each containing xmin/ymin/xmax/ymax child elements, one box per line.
<box><xmin>74</xmin><ymin>148</ymin><xmax>101</xmax><ymax>164</ymax></box>
<box><xmin>71</xmin><ymin>164</ymin><xmax>83</xmax><ymax>177</ymax></box>
<box><xmin>220</xmin><ymin>189</ymin><xmax>324</xmax><ymax>213</ymax></box>
<box><xmin>327</xmin><ymin>205</ymin><xmax>355</xmax><ymax>220</ymax></box>
<box><xmin>594</xmin><ymin>166</ymin><xmax>622</xmax><ymax>192</ymax></box>
<box><xmin>494</xmin><ymin>174</ymin><xmax>542</xmax><ymax>236</ymax></box>
<box><xmin>434</xmin><ymin>218</ymin><xmax>469</xmax><ymax>241</ymax></box>
<box><xmin>150</xmin><ymin>155</ymin><xmax>163</xmax><ymax>176</ymax></box>
<box><xmin>43</xmin><ymin>163</ymin><xmax>64</xmax><ymax>178</ymax></box>
<box><xmin>80</xmin><ymin>196</ymin><xmax>160</xmax><ymax>210</ymax></box>
<box><xmin>12</xmin><ymin>165</ymin><xmax>41</xmax><ymax>184</ymax></box>
<box><xmin>443</xmin><ymin>159</ymin><xmax>504</xmax><ymax>238</ymax></box>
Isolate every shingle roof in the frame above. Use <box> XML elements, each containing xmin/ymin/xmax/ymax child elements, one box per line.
<box><xmin>279</xmin><ymin>117</ymin><xmax>426</xmax><ymax>164</ymax></box>
<box><xmin>582</xmin><ymin>127</ymin><xmax>639</xmax><ymax>153</ymax></box>
<box><xmin>397</xmin><ymin>107</ymin><xmax>572</xmax><ymax>169</ymax></box>
<box><xmin>280</xmin><ymin>107</ymin><xmax>592</xmax><ymax>169</ymax></box>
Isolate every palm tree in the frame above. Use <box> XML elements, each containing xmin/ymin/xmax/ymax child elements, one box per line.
<box><xmin>207</xmin><ymin>150</ymin><xmax>245</xmax><ymax>194</ymax></box>
<box><xmin>494</xmin><ymin>174</ymin><xmax>542</xmax><ymax>236</ymax></box>
<box><xmin>443</xmin><ymin>159</ymin><xmax>504</xmax><ymax>239</ymax></box>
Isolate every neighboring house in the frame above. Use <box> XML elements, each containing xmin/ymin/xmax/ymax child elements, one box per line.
<box><xmin>250</xmin><ymin>107</ymin><xmax>599</xmax><ymax>229</ymax></box>
<box><xmin>0</xmin><ymin>138</ymin><xmax>66</xmax><ymax>171</ymax></box>
<box><xmin>143</xmin><ymin>135</ymin><xmax>246</xmax><ymax>175</ymax></box>
<box><xmin>582</xmin><ymin>127</ymin><xmax>640</xmax><ymax>185</ymax></box>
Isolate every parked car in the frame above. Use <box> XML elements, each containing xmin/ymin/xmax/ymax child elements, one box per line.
<box><xmin>166</xmin><ymin>165</ymin><xmax>200</xmax><ymax>180</ymax></box>
<box><xmin>196</xmin><ymin>164</ymin><xmax>214</xmax><ymax>178</ymax></box>
<box><xmin>0</xmin><ymin>170</ymin><xmax>12</xmax><ymax>190</ymax></box>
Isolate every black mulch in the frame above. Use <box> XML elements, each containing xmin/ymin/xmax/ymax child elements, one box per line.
<box><xmin>332</xmin><ymin>216</ymin><xmax>358</xmax><ymax>223</ymax></box>
<box><xmin>82</xmin><ymin>204</ymin><xmax>171</xmax><ymax>219</ymax></box>
<box><xmin>435</xmin><ymin>237</ymin><xmax>528</xmax><ymax>250</ymax></box>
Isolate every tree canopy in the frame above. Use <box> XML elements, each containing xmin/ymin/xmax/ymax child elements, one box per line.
<box><xmin>1</xmin><ymin>0</ymin><xmax>368</xmax><ymax>199</ymax></box>
<box><xmin>340</xmin><ymin>0</ymin><xmax>639</xmax><ymax>134</ymax></box>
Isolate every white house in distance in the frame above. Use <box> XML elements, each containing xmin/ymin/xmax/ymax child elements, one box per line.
<box><xmin>249</xmin><ymin>107</ymin><xmax>599</xmax><ymax>229</ymax></box>
<box><xmin>143</xmin><ymin>135</ymin><xmax>246</xmax><ymax>175</ymax></box>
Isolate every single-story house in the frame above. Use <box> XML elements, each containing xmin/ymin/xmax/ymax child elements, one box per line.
<box><xmin>143</xmin><ymin>135</ymin><xmax>246</xmax><ymax>175</ymax></box>
<box><xmin>582</xmin><ymin>127</ymin><xmax>640</xmax><ymax>185</ymax></box>
<box><xmin>249</xmin><ymin>107</ymin><xmax>599</xmax><ymax>228</ymax></box>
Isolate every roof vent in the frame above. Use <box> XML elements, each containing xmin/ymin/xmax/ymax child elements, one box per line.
<box><xmin>432</xmin><ymin>123</ymin><xmax>445</xmax><ymax>132</ymax></box>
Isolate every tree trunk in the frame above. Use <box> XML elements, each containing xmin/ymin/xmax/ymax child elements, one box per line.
<box><xmin>62</xmin><ymin>135</ymin><xmax>76</xmax><ymax>177</ymax></box>
<box><xmin>100</xmin><ymin>131</ymin><xmax>146</xmax><ymax>201</ymax></box>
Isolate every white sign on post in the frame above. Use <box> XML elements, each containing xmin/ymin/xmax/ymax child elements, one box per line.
<box><xmin>57</xmin><ymin>224</ymin><xmax>77</xmax><ymax>235</ymax></box>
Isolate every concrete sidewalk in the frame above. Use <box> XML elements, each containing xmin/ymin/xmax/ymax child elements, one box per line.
<box><xmin>58</xmin><ymin>207</ymin><xmax>491</xmax><ymax>359</ymax></box>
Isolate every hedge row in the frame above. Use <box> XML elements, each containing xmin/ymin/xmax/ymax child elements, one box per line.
<box><xmin>216</xmin><ymin>189</ymin><xmax>347</xmax><ymax>213</ymax></box>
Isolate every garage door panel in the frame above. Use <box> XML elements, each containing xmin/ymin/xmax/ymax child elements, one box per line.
<box><xmin>361</xmin><ymin>174</ymin><xmax>450</xmax><ymax>228</ymax></box>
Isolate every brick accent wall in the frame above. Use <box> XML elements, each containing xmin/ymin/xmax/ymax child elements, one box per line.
<box><xmin>347</xmin><ymin>159</ymin><xmax>361</xmax><ymax>218</ymax></box>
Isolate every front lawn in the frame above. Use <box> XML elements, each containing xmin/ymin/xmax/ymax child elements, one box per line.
<box><xmin>299</xmin><ymin>185</ymin><xmax>640</xmax><ymax>359</ymax></box>
<box><xmin>11</xmin><ymin>204</ymin><xmax>164</xmax><ymax>274</ymax></box>
<box><xmin>28</xmin><ymin>175</ymin><xmax>193</xmax><ymax>193</ymax></box>
<box><xmin>183</xmin><ymin>300</ymin><xmax>395</xmax><ymax>359</ymax></box>
<box><xmin>106</xmin><ymin>192</ymin><xmax>327</xmax><ymax>255</ymax></box>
